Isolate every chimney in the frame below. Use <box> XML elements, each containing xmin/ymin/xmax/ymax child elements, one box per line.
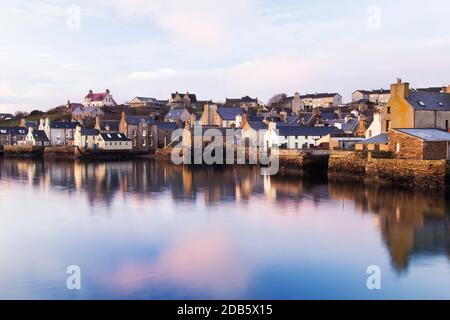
<box><xmin>390</xmin><ymin>78</ymin><xmax>410</xmax><ymax>99</ymax></box>
<box><xmin>445</xmin><ymin>85</ymin><xmax>450</xmax><ymax>94</ymax></box>
<box><xmin>19</xmin><ymin>118</ymin><xmax>26</xmax><ymax>128</ymax></box>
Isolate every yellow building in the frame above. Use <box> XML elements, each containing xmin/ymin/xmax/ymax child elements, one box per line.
<box><xmin>381</xmin><ymin>79</ymin><xmax>450</xmax><ymax>132</ymax></box>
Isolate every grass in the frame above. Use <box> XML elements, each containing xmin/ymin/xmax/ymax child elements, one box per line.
<box><xmin>0</xmin><ymin>112</ymin><xmax>71</xmax><ymax>127</ymax></box>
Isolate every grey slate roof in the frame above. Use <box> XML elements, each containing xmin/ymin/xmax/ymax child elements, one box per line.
<box><xmin>32</xmin><ymin>130</ymin><xmax>49</xmax><ymax>141</ymax></box>
<box><xmin>406</xmin><ymin>92</ymin><xmax>450</xmax><ymax>111</ymax></box>
<box><xmin>319</xmin><ymin>112</ymin><xmax>340</xmax><ymax>121</ymax></box>
<box><xmin>246</xmin><ymin>121</ymin><xmax>268</xmax><ymax>130</ymax></box>
<box><xmin>157</xmin><ymin>122</ymin><xmax>179</xmax><ymax>131</ymax></box>
<box><xmin>360</xmin><ymin>133</ymin><xmax>388</xmax><ymax>145</ymax></box>
<box><xmin>51</xmin><ymin>121</ymin><xmax>79</xmax><ymax>129</ymax></box>
<box><xmin>276</xmin><ymin>126</ymin><xmax>344</xmax><ymax>137</ymax></box>
<box><xmin>99</xmin><ymin>121</ymin><xmax>119</xmax><ymax>131</ymax></box>
<box><xmin>164</xmin><ymin>108</ymin><xmax>188</xmax><ymax>120</ymax></box>
<box><xmin>0</xmin><ymin>127</ymin><xmax>27</xmax><ymax>135</ymax></box>
<box><xmin>394</xmin><ymin>129</ymin><xmax>450</xmax><ymax>141</ymax></box>
<box><xmin>81</xmin><ymin>129</ymin><xmax>99</xmax><ymax>136</ymax></box>
<box><xmin>216</xmin><ymin>107</ymin><xmax>244</xmax><ymax>121</ymax></box>
<box><xmin>301</xmin><ymin>93</ymin><xmax>340</xmax><ymax>99</ymax></box>
<box><xmin>126</xmin><ymin>115</ymin><xmax>157</xmax><ymax>126</ymax></box>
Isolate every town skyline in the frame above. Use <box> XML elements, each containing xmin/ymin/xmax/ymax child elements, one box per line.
<box><xmin>1</xmin><ymin>0</ymin><xmax>450</xmax><ymax>112</ymax></box>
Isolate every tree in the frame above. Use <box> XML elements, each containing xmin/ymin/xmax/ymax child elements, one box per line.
<box><xmin>30</xmin><ymin>110</ymin><xmax>44</xmax><ymax>116</ymax></box>
<box><xmin>268</xmin><ymin>93</ymin><xmax>287</xmax><ymax>107</ymax></box>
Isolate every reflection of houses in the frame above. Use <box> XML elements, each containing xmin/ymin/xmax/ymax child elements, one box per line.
<box><xmin>328</xmin><ymin>181</ymin><xmax>449</xmax><ymax>271</ymax></box>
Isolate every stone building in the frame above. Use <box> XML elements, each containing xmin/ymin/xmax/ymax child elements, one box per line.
<box><xmin>388</xmin><ymin>128</ymin><xmax>450</xmax><ymax>160</ymax></box>
<box><xmin>119</xmin><ymin>113</ymin><xmax>158</xmax><ymax>151</ymax></box>
<box><xmin>169</xmin><ymin>92</ymin><xmax>197</xmax><ymax>108</ymax></box>
<box><xmin>381</xmin><ymin>79</ymin><xmax>450</xmax><ymax>132</ymax></box>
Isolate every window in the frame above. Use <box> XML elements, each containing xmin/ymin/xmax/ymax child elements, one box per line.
<box><xmin>446</xmin><ymin>120</ymin><xmax>449</xmax><ymax>131</ymax></box>
<box><xmin>387</xmin><ymin>107</ymin><xmax>391</xmax><ymax>114</ymax></box>
<box><xmin>396</xmin><ymin>143</ymin><xmax>401</xmax><ymax>153</ymax></box>
<box><xmin>385</xmin><ymin>120</ymin><xmax>391</xmax><ymax>132</ymax></box>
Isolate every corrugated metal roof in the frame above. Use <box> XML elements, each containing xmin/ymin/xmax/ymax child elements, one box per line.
<box><xmin>360</xmin><ymin>133</ymin><xmax>388</xmax><ymax>144</ymax></box>
<box><xmin>395</xmin><ymin>129</ymin><xmax>450</xmax><ymax>141</ymax></box>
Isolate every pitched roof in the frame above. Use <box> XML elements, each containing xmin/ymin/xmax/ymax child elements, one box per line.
<box><xmin>246</xmin><ymin>121</ymin><xmax>268</xmax><ymax>131</ymax></box>
<box><xmin>216</xmin><ymin>107</ymin><xmax>244</xmax><ymax>121</ymax></box>
<box><xmin>171</xmin><ymin>92</ymin><xmax>197</xmax><ymax>103</ymax></box>
<box><xmin>32</xmin><ymin>130</ymin><xmax>49</xmax><ymax>141</ymax></box>
<box><xmin>50</xmin><ymin>121</ymin><xmax>79</xmax><ymax>129</ymax></box>
<box><xmin>301</xmin><ymin>93</ymin><xmax>340</xmax><ymax>99</ymax></box>
<box><xmin>406</xmin><ymin>92</ymin><xmax>450</xmax><ymax>111</ymax></box>
<box><xmin>276</xmin><ymin>126</ymin><xmax>344</xmax><ymax>137</ymax></box>
<box><xmin>157</xmin><ymin>122</ymin><xmax>179</xmax><ymax>130</ymax></box>
<box><xmin>81</xmin><ymin>129</ymin><xmax>100</xmax><ymax>136</ymax></box>
<box><xmin>165</xmin><ymin>108</ymin><xmax>188</xmax><ymax>120</ymax></box>
<box><xmin>126</xmin><ymin>115</ymin><xmax>157</xmax><ymax>126</ymax></box>
<box><xmin>394</xmin><ymin>129</ymin><xmax>450</xmax><ymax>141</ymax></box>
<box><xmin>0</xmin><ymin>127</ymin><xmax>27</xmax><ymax>135</ymax></box>
<box><xmin>85</xmin><ymin>93</ymin><xmax>107</xmax><ymax>101</ymax></box>
<box><xmin>319</xmin><ymin>112</ymin><xmax>340</xmax><ymax>121</ymax></box>
<box><xmin>360</xmin><ymin>133</ymin><xmax>388</xmax><ymax>144</ymax></box>
<box><xmin>99</xmin><ymin>120</ymin><xmax>119</xmax><ymax>131</ymax></box>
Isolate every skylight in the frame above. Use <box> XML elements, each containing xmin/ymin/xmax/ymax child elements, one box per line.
<box><xmin>107</xmin><ymin>134</ymin><xmax>112</xmax><ymax>138</ymax></box>
<box><xmin>117</xmin><ymin>134</ymin><xmax>122</xmax><ymax>138</ymax></box>
<box><xmin>418</xmin><ymin>101</ymin><xmax>426</xmax><ymax>107</ymax></box>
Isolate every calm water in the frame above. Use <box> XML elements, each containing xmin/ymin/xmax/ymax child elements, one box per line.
<box><xmin>0</xmin><ymin>158</ymin><xmax>449</xmax><ymax>300</ymax></box>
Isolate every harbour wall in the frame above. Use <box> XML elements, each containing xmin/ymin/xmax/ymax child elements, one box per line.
<box><xmin>329</xmin><ymin>151</ymin><xmax>449</xmax><ymax>189</ymax></box>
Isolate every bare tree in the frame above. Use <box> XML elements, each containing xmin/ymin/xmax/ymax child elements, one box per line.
<box><xmin>268</xmin><ymin>93</ymin><xmax>287</xmax><ymax>107</ymax></box>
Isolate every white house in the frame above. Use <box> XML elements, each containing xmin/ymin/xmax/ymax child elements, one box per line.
<box><xmin>264</xmin><ymin>123</ymin><xmax>344</xmax><ymax>150</ymax></box>
<box><xmin>74</xmin><ymin>126</ymin><xmax>99</xmax><ymax>150</ymax></box>
<box><xmin>96</xmin><ymin>132</ymin><xmax>132</xmax><ymax>150</ymax></box>
<box><xmin>84</xmin><ymin>89</ymin><xmax>117</xmax><ymax>107</ymax></box>
<box><xmin>366</xmin><ymin>113</ymin><xmax>382</xmax><ymax>138</ymax></box>
<box><xmin>26</xmin><ymin>128</ymin><xmax>50</xmax><ymax>146</ymax></box>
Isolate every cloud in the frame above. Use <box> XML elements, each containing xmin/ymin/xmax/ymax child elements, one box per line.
<box><xmin>0</xmin><ymin>82</ymin><xmax>15</xmax><ymax>97</ymax></box>
<box><xmin>101</xmin><ymin>0</ymin><xmax>258</xmax><ymax>49</ymax></box>
<box><xmin>128</xmin><ymin>68</ymin><xmax>177</xmax><ymax>80</ymax></box>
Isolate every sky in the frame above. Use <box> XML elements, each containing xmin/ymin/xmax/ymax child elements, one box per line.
<box><xmin>0</xmin><ymin>0</ymin><xmax>449</xmax><ymax>113</ymax></box>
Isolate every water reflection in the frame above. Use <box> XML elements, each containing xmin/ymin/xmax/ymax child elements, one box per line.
<box><xmin>0</xmin><ymin>158</ymin><xmax>449</xmax><ymax>299</ymax></box>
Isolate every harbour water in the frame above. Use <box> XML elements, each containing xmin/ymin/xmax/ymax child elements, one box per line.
<box><xmin>0</xmin><ymin>158</ymin><xmax>449</xmax><ymax>299</ymax></box>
